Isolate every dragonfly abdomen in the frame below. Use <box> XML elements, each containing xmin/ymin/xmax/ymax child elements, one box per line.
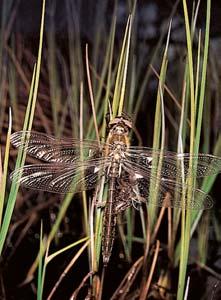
<box><xmin>102</xmin><ymin>177</ymin><xmax>118</xmax><ymax>265</ymax></box>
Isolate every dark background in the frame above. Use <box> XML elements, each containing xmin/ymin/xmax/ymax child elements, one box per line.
<box><xmin>1</xmin><ymin>1</ymin><xmax>221</xmax><ymax>299</ymax></box>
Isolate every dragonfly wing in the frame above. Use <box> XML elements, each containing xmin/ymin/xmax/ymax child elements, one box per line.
<box><xmin>122</xmin><ymin>160</ymin><xmax>213</xmax><ymax>210</ymax></box>
<box><xmin>10</xmin><ymin>158</ymin><xmax>110</xmax><ymax>193</ymax></box>
<box><xmin>11</xmin><ymin>131</ymin><xmax>106</xmax><ymax>163</ymax></box>
<box><xmin>127</xmin><ymin>147</ymin><xmax>221</xmax><ymax>178</ymax></box>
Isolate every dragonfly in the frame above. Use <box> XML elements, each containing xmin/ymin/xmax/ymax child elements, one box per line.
<box><xmin>10</xmin><ymin>115</ymin><xmax>221</xmax><ymax>265</ymax></box>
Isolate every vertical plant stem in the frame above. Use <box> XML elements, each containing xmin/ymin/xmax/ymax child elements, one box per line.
<box><xmin>177</xmin><ymin>0</ymin><xmax>197</xmax><ymax>298</ymax></box>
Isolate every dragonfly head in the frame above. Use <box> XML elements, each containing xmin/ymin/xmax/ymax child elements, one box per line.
<box><xmin>108</xmin><ymin>115</ymin><xmax>133</xmax><ymax>135</ymax></box>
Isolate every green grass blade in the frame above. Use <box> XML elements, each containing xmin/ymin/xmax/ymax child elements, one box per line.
<box><xmin>101</xmin><ymin>15</ymin><xmax>116</xmax><ymax>138</ymax></box>
<box><xmin>0</xmin><ymin>65</ymin><xmax>36</xmax><ymax>255</ymax></box>
<box><xmin>148</xmin><ymin>21</ymin><xmax>171</xmax><ymax>230</ymax></box>
<box><xmin>177</xmin><ymin>0</ymin><xmax>196</xmax><ymax>297</ymax></box>
<box><xmin>177</xmin><ymin>1</ymin><xmax>211</xmax><ymax>298</ymax></box>
<box><xmin>0</xmin><ymin>108</ymin><xmax>12</xmax><ymax>225</ymax></box>
<box><xmin>0</xmin><ymin>0</ymin><xmax>46</xmax><ymax>256</ymax></box>
<box><xmin>194</xmin><ymin>0</ymin><xmax>211</xmax><ymax>153</ymax></box>
<box><xmin>112</xmin><ymin>15</ymin><xmax>132</xmax><ymax>117</ymax></box>
<box><xmin>37</xmin><ymin>222</ymin><xmax>44</xmax><ymax>300</ymax></box>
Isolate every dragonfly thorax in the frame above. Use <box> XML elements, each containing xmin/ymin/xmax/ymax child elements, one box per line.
<box><xmin>105</xmin><ymin>119</ymin><xmax>130</xmax><ymax>162</ymax></box>
<box><xmin>108</xmin><ymin>142</ymin><xmax>126</xmax><ymax>161</ymax></box>
<box><xmin>105</xmin><ymin>142</ymin><xmax>127</xmax><ymax>177</ymax></box>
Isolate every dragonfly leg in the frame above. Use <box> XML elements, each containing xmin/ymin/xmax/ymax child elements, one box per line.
<box><xmin>131</xmin><ymin>198</ymin><xmax>143</xmax><ymax>210</ymax></box>
<box><xmin>115</xmin><ymin>200</ymin><xmax>132</xmax><ymax>213</ymax></box>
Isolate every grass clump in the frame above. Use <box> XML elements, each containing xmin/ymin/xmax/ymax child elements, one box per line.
<box><xmin>0</xmin><ymin>1</ymin><xmax>220</xmax><ymax>299</ymax></box>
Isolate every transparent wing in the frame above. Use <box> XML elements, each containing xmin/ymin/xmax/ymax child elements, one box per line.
<box><xmin>121</xmin><ymin>160</ymin><xmax>213</xmax><ymax>210</ymax></box>
<box><xmin>126</xmin><ymin>147</ymin><xmax>221</xmax><ymax>178</ymax></box>
<box><xmin>10</xmin><ymin>158</ymin><xmax>111</xmax><ymax>193</ymax></box>
<box><xmin>10</xmin><ymin>131</ymin><xmax>107</xmax><ymax>163</ymax></box>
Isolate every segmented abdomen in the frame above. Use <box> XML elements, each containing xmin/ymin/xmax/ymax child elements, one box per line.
<box><xmin>102</xmin><ymin>178</ymin><xmax>117</xmax><ymax>265</ymax></box>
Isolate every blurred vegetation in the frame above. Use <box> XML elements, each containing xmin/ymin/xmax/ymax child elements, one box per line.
<box><xmin>0</xmin><ymin>0</ymin><xmax>221</xmax><ymax>299</ymax></box>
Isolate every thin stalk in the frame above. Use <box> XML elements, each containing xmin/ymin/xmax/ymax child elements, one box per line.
<box><xmin>0</xmin><ymin>108</ymin><xmax>12</xmax><ymax>225</ymax></box>
<box><xmin>177</xmin><ymin>0</ymin><xmax>206</xmax><ymax>298</ymax></box>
